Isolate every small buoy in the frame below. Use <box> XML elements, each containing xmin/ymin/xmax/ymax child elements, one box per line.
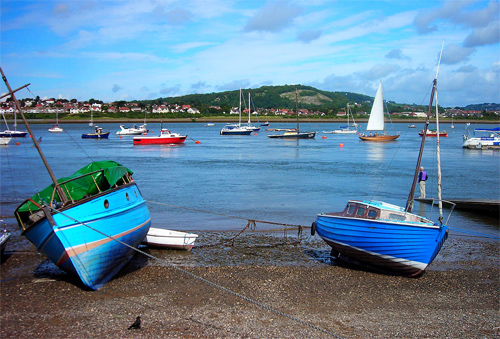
<box><xmin>29</xmin><ymin>135</ymin><xmax>32</xmax><ymax>138</ymax></box>
<box><xmin>254</xmin><ymin>133</ymin><xmax>258</xmax><ymax>135</ymax></box>
<box><xmin>204</xmin><ymin>125</ymin><xmax>206</xmax><ymax>127</ymax></box>
<box><xmin>16</xmin><ymin>142</ymin><xmax>20</xmax><ymax>145</ymax></box>
<box><xmin>339</xmin><ymin>143</ymin><xmax>344</xmax><ymax>147</ymax></box>
<box><xmin>322</xmin><ymin>136</ymin><xmax>327</xmax><ymax>139</ymax></box>
<box><xmin>195</xmin><ymin>140</ymin><xmax>201</xmax><ymax>144</ymax></box>
<box><xmin>119</xmin><ymin>136</ymin><xmax>122</xmax><ymax>139</ymax></box>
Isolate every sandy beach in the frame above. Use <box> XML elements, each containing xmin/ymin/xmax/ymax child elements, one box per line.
<box><xmin>1</xmin><ymin>226</ymin><xmax>499</xmax><ymax>339</ymax></box>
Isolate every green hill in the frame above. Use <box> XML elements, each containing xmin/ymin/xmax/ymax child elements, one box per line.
<box><xmin>138</xmin><ymin>85</ymin><xmax>373</xmax><ymax>111</ymax></box>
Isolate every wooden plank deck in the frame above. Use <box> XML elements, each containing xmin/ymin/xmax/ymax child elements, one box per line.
<box><xmin>415</xmin><ymin>198</ymin><xmax>499</xmax><ymax>217</ymax></box>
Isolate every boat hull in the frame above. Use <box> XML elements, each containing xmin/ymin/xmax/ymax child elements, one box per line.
<box><xmin>133</xmin><ymin>136</ymin><xmax>186</xmax><ymax>144</ymax></box>
<box><xmin>462</xmin><ymin>137</ymin><xmax>500</xmax><ymax>150</ymax></box>
<box><xmin>19</xmin><ymin>184</ymin><xmax>151</xmax><ymax>290</ymax></box>
<box><xmin>333</xmin><ymin>129</ymin><xmax>357</xmax><ymax>134</ymax></box>
<box><xmin>143</xmin><ymin>228</ymin><xmax>198</xmax><ymax>251</ymax></box>
<box><xmin>314</xmin><ymin>213</ymin><xmax>448</xmax><ymax>277</ymax></box>
<box><xmin>0</xmin><ymin>130</ymin><xmax>28</xmax><ymax>137</ymax></box>
<box><xmin>359</xmin><ymin>134</ymin><xmax>399</xmax><ymax>141</ymax></box>
<box><xmin>419</xmin><ymin>132</ymin><xmax>448</xmax><ymax>137</ymax></box>
<box><xmin>82</xmin><ymin>132</ymin><xmax>110</xmax><ymax>139</ymax></box>
<box><xmin>0</xmin><ymin>137</ymin><xmax>11</xmax><ymax>145</ymax></box>
<box><xmin>268</xmin><ymin>132</ymin><xmax>316</xmax><ymax>139</ymax></box>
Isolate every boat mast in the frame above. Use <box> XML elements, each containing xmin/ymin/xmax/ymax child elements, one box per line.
<box><xmin>238</xmin><ymin>88</ymin><xmax>242</xmax><ymax>127</ymax></box>
<box><xmin>434</xmin><ymin>89</ymin><xmax>443</xmax><ymax>223</ymax></box>
<box><xmin>295</xmin><ymin>89</ymin><xmax>299</xmax><ymax>133</ymax></box>
<box><xmin>405</xmin><ymin>45</ymin><xmax>443</xmax><ymax>213</ymax></box>
<box><xmin>248</xmin><ymin>92</ymin><xmax>251</xmax><ymax>125</ymax></box>
<box><xmin>0</xmin><ymin>67</ymin><xmax>69</xmax><ymax>204</ymax></box>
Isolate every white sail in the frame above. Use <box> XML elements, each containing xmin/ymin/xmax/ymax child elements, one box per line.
<box><xmin>366</xmin><ymin>82</ymin><xmax>385</xmax><ymax>131</ymax></box>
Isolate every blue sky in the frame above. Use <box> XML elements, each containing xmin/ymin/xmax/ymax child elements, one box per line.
<box><xmin>1</xmin><ymin>0</ymin><xmax>499</xmax><ymax>107</ymax></box>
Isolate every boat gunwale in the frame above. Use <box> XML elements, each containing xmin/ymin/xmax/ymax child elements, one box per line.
<box><xmin>15</xmin><ymin>181</ymin><xmax>140</xmax><ymax>235</ymax></box>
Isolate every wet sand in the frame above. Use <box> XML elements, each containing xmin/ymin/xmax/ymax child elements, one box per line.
<box><xmin>1</xmin><ymin>228</ymin><xmax>499</xmax><ymax>338</ymax></box>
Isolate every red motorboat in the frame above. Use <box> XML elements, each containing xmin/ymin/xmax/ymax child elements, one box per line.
<box><xmin>133</xmin><ymin>128</ymin><xmax>187</xmax><ymax>145</ymax></box>
<box><xmin>418</xmin><ymin>129</ymin><xmax>448</xmax><ymax>137</ymax></box>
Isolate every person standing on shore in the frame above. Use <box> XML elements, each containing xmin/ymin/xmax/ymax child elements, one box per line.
<box><xmin>418</xmin><ymin>166</ymin><xmax>428</xmax><ymax>198</ymax></box>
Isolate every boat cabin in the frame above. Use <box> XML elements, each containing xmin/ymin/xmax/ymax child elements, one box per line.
<box><xmin>340</xmin><ymin>200</ymin><xmax>433</xmax><ymax>224</ymax></box>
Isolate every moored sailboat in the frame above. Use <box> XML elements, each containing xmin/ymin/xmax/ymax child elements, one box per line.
<box><xmin>268</xmin><ymin>89</ymin><xmax>316</xmax><ymax>139</ymax></box>
<box><xmin>313</xmin><ymin>50</ymin><xmax>451</xmax><ymax>277</ymax></box>
<box><xmin>359</xmin><ymin>82</ymin><xmax>399</xmax><ymax>141</ymax></box>
<box><xmin>220</xmin><ymin>89</ymin><xmax>252</xmax><ymax>135</ymax></box>
<box><xmin>332</xmin><ymin>103</ymin><xmax>358</xmax><ymax>134</ymax></box>
<box><xmin>2</xmin><ymin>67</ymin><xmax>151</xmax><ymax>290</ymax></box>
<box><xmin>48</xmin><ymin>112</ymin><xmax>63</xmax><ymax>133</ymax></box>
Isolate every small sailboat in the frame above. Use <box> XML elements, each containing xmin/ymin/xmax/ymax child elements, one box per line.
<box><xmin>450</xmin><ymin>117</ymin><xmax>454</xmax><ymax>129</ymax></box>
<box><xmin>358</xmin><ymin>82</ymin><xmax>399</xmax><ymax>141</ymax></box>
<box><xmin>89</xmin><ymin>111</ymin><xmax>93</xmax><ymax>126</ymax></box>
<box><xmin>268</xmin><ymin>89</ymin><xmax>316</xmax><ymax>139</ymax></box>
<box><xmin>0</xmin><ymin>111</ymin><xmax>28</xmax><ymax>138</ymax></box>
<box><xmin>1</xmin><ymin>67</ymin><xmax>151</xmax><ymax>290</ymax></box>
<box><xmin>332</xmin><ymin>103</ymin><xmax>358</xmax><ymax>134</ymax></box>
<box><xmin>48</xmin><ymin>112</ymin><xmax>63</xmax><ymax>133</ymax></box>
<box><xmin>245</xmin><ymin>92</ymin><xmax>260</xmax><ymax>132</ymax></box>
<box><xmin>220</xmin><ymin>89</ymin><xmax>252</xmax><ymax>135</ymax></box>
<box><xmin>313</xmin><ymin>49</ymin><xmax>451</xmax><ymax>277</ymax></box>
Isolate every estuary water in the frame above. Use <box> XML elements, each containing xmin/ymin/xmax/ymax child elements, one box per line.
<box><xmin>1</xmin><ymin>122</ymin><xmax>498</xmax><ymax>240</ymax></box>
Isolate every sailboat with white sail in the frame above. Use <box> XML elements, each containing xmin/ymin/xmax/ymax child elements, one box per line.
<box><xmin>312</xmin><ymin>48</ymin><xmax>451</xmax><ymax>277</ymax></box>
<box><xmin>359</xmin><ymin>82</ymin><xmax>399</xmax><ymax>141</ymax></box>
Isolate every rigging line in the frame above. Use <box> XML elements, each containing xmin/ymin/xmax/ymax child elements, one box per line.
<box><xmin>448</xmin><ymin>227</ymin><xmax>500</xmax><ymax>240</ymax></box>
<box><xmin>46</xmin><ymin>205</ymin><xmax>344</xmax><ymax>339</ymax></box>
<box><xmin>146</xmin><ymin>200</ymin><xmax>309</xmax><ymax>229</ymax></box>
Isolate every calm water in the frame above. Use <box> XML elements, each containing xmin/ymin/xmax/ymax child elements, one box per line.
<box><xmin>1</xmin><ymin>122</ymin><xmax>499</xmax><ymax>239</ymax></box>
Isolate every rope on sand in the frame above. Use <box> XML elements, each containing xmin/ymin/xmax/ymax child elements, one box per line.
<box><xmin>47</xmin><ymin>205</ymin><xmax>345</xmax><ymax>339</ymax></box>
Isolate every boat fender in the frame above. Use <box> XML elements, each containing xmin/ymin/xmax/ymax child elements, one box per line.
<box><xmin>311</xmin><ymin>222</ymin><xmax>316</xmax><ymax>236</ymax></box>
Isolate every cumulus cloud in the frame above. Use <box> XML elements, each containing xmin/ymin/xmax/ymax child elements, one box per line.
<box><xmin>385</xmin><ymin>49</ymin><xmax>410</xmax><ymax>60</ymax></box>
<box><xmin>463</xmin><ymin>19</ymin><xmax>500</xmax><ymax>47</ymax></box>
<box><xmin>360</xmin><ymin>64</ymin><xmax>401</xmax><ymax>81</ymax></box>
<box><xmin>160</xmin><ymin>84</ymin><xmax>181</xmax><ymax>95</ymax></box>
<box><xmin>216</xmin><ymin>79</ymin><xmax>251</xmax><ymax>91</ymax></box>
<box><xmin>413</xmin><ymin>0</ymin><xmax>471</xmax><ymax>34</ymax></box>
<box><xmin>456</xmin><ymin>65</ymin><xmax>477</xmax><ymax>73</ymax></box>
<box><xmin>441</xmin><ymin>43</ymin><xmax>475</xmax><ymax>65</ymax></box>
<box><xmin>244</xmin><ymin>0</ymin><xmax>302</xmax><ymax>33</ymax></box>
<box><xmin>112</xmin><ymin>84</ymin><xmax>122</xmax><ymax>92</ymax></box>
<box><xmin>296</xmin><ymin>30</ymin><xmax>322</xmax><ymax>43</ymax></box>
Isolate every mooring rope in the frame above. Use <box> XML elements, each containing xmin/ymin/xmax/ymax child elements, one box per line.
<box><xmin>147</xmin><ymin>200</ymin><xmax>307</xmax><ymax>230</ymax></box>
<box><xmin>47</xmin><ymin>205</ymin><xmax>344</xmax><ymax>339</ymax></box>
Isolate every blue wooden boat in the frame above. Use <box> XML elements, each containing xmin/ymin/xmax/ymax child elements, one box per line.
<box><xmin>312</xmin><ymin>51</ymin><xmax>451</xmax><ymax>277</ymax></box>
<box><xmin>313</xmin><ymin>200</ymin><xmax>448</xmax><ymax>276</ymax></box>
<box><xmin>1</xmin><ymin>68</ymin><xmax>151</xmax><ymax>290</ymax></box>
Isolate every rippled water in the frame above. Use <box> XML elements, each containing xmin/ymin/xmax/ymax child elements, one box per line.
<box><xmin>1</xmin><ymin>122</ymin><xmax>498</xmax><ymax>240</ymax></box>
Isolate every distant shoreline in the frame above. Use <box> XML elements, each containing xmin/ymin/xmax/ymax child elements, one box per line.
<box><xmin>6</xmin><ymin>117</ymin><xmax>500</xmax><ymax>124</ymax></box>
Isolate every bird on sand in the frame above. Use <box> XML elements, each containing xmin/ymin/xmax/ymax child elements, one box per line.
<box><xmin>128</xmin><ymin>316</ymin><xmax>141</xmax><ymax>330</ymax></box>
